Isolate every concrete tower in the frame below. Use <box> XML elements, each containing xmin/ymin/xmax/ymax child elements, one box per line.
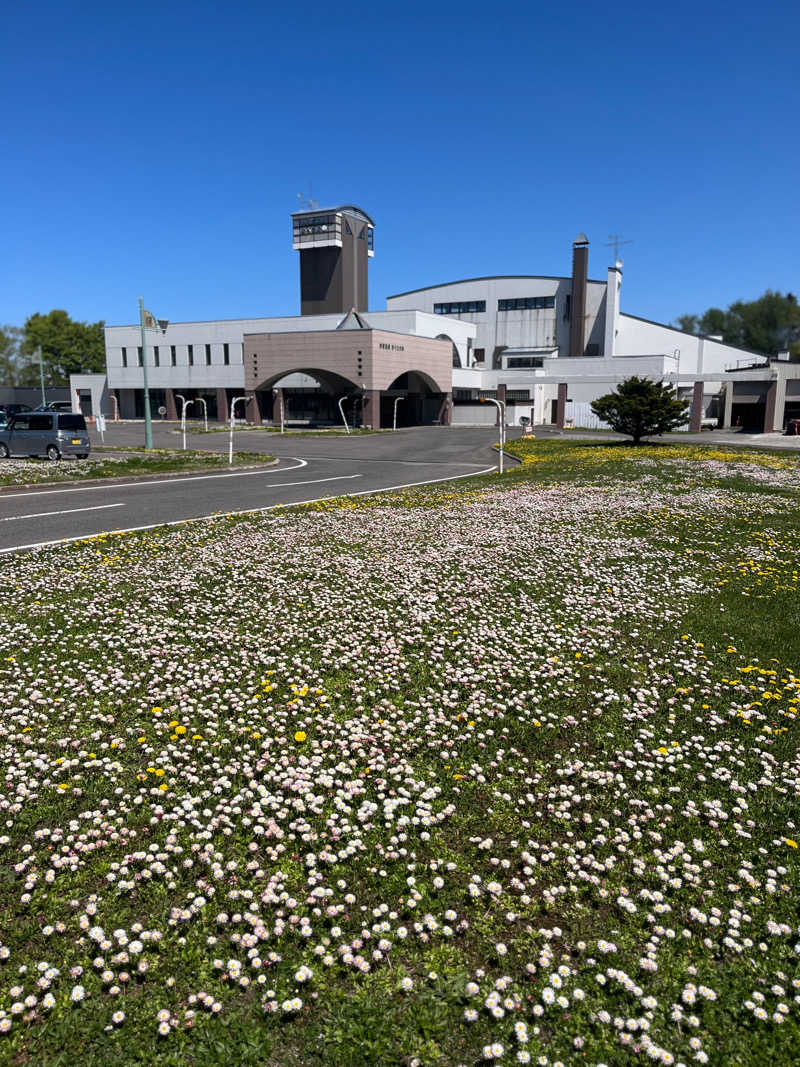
<box><xmin>291</xmin><ymin>205</ymin><xmax>374</xmax><ymax>316</ymax></box>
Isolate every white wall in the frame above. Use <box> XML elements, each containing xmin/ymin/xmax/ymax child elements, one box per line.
<box><xmin>615</xmin><ymin>315</ymin><xmax>764</xmax><ymax>375</ymax></box>
<box><xmin>387</xmin><ymin>276</ymin><xmax>608</xmax><ymax>365</ymax></box>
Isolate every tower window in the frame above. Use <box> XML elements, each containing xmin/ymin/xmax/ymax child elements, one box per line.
<box><xmin>205</xmin><ymin>343</ymin><xmax>212</xmax><ymax>365</ymax></box>
<box><xmin>187</xmin><ymin>344</ymin><xmax>194</xmax><ymax>366</ymax></box>
<box><xmin>223</xmin><ymin>343</ymin><xmax>230</xmax><ymax>365</ymax></box>
<box><xmin>153</xmin><ymin>345</ymin><xmax>160</xmax><ymax>367</ymax></box>
<box><xmin>121</xmin><ymin>346</ymin><xmax>127</xmax><ymax>368</ymax></box>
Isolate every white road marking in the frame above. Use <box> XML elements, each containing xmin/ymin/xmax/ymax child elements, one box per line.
<box><xmin>0</xmin><ymin>503</ymin><xmax>125</xmax><ymax>523</ymax></box>
<box><xmin>0</xmin><ymin>466</ymin><xmax>495</xmax><ymax>554</ymax></box>
<box><xmin>0</xmin><ymin>458</ymin><xmax>308</xmax><ymax>500</ymax></box>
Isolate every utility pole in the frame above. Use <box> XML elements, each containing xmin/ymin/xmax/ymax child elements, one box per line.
<box><xmin>36</xmin><ymin>346</ymin><xmax>46</xmax><ymax>407</ymax></box>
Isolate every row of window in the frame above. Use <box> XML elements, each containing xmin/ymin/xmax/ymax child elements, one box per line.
<box><xmin>434</xmin><ymin>296</ymin><xmax>556</xmax><ymax>316</ymax></box>
<box><xmin>434</xmin><ymin>301</ymin><xmax>486</xmax><ymax>315</ymax></box>
<box><xmin>498</xmin><ymin>296</ymin><xmax>555</xmax><ymax>311</ymax></box>
<box><xmin>121</xmin><ymin>343</ymin><xmax>231</xmax><ymax>368</ymax></box>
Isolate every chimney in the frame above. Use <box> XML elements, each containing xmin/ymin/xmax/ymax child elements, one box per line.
<box><xmin>569</xmin><ymin>233</ymin><xmax>589</xmax><ymax>357</ymax></box>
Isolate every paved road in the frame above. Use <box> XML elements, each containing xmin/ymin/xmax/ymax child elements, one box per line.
<box><xmin>0</xmin><ymin>427</ymin><xmax>502</xmax><ymax>554</ymax></box>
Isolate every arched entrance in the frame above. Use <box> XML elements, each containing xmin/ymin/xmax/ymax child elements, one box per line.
<box><xmin>382</xmin><ymin>370</ymin><xmax>449</xmax><ymax>427</ymax></box>
<box><xmin>257</xmin><ymin>368</ymin><xmax>361</xmax><ymax>428</ymax></box>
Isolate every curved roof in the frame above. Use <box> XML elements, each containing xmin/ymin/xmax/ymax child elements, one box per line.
<box><xmin>387</xmin><ymin>275</ymin><xmax>606</xmax><ymax>299</ymax></box>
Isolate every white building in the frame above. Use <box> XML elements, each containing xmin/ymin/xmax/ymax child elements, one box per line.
<box><xmin>81</xmin><ymin>218</ymin><xmax>797</xmax><ymax>434</ymax></box>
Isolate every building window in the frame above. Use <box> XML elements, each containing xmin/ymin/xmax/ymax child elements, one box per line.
<box><xmin>433</xmin><ymin>301</ymin><xmax>486</xmax><ymax>315</ymax></box>
<box><xmin>137</xmin><ymin>346</ymin><xmax>143</xmax><ymax>367</ymax></box>
<box><xmin>187</xmin><ymin>344</ymin><xmax>194</xmax><ymax>366</ymax></box>
<box><xmin>506</xmin><ymin>389</ymin><xmax>531</xmax><ymax>401</ymax></box>
<box><xmin>472</xmin><ymin>348</ymin><xmax>485</xmax><ymax>363</ymax></box>
<box><xmin>121</xmin><ymin>346</ymin><xmax>127</xmax><ymax>368</ymax></box>
<box><xmin>507</xmin><ymin>357</ymin><xmax>544</xmax><ymax>368</ymax></box>
<box><xmin>498</xmin><ymin>296</ymin><xmax>555</xmax><ymax>311</ymax></box>
<box><xmin>205</xmin><ymin>343</ymin><xmax>212</xmax><ymax>365</ymax></box>
<box><xmin>223</xmin><ymin>343</ymin><xmax>230</xmax><ymax>365</ymax></box>
<box><xmin>171</xmin><ymin>345</ymin><xmax>177</xmax><ymax>366</ymax></box>
<box><xmin>153</xmin><ymin>345</ymin><xmax>160</xmax><ymax>368</ymax></box>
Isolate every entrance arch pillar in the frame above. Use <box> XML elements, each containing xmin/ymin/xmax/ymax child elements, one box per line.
<box><xmin>363</xmin><ymin>390</ymin><xmax>381</xmax><ymax>430</ymax></box>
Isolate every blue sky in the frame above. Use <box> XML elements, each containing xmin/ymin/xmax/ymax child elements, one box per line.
<box><xmin>3</xmin><ymin>0</ymin><xmax>799</xmax><ymax>330</ymax></box>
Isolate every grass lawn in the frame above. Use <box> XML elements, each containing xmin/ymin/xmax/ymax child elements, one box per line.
<box><xmin>0</xmin><ymin>440</ymin><xmax>798</xmax><ymax>1065</ymax></box>
<box><xmin>0</xmin><ymin>450</ymin><xmax>276</xmax><ymax>488</ymax></box>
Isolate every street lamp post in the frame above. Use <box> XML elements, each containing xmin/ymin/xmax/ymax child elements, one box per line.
<box><xmin>194</xmin><ymin>396</ymin><xmax>208</xmax><ymax>432</ymax></box>
<box><xmin>337</xmin><ymin>396</ymin><xmax>350</xmax><ymax>435</ymax></box>
<box><xmin>176</xmin><ymin>394</ymin><xmax>193</xmax><ymax>450</ymax></box>
<box><xmin>480</xmin><ymin>397</ymin><xmax>506</xmax><ymax>473</ymax></box>
<box><xmin>229</xmin><ymin>396</ymin><xmax>250</xmax><ymax>464</ymax></box>
<box><xmin>392</xmin><ymin>395</ymin><xmax>404</xmax><ymax>431</ymax></box>
<box><xmin>138</xmin><ymin>297</ymin><xmax>169</xmax><ymax>450</ymax></box>
<box><xmin>36</xmin><ymin>346</ymin><xmax>46</xmax><ymax>407</ymax></box>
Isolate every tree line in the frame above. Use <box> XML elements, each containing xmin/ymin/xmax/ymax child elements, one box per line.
<box><xmin>674</xmin><ymin>290</ymin><xmax>800</xmax><ymax>359</ymax></box>
<box><xmin>0</xmin><ymin>311</ymin><xmax>106</xmax><ymax>388</ymax></box>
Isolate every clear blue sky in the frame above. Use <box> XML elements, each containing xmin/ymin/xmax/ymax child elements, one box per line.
<box><xmin>3</xmin><ymin>0</ymin><xmax>799</xmax><ymax>330</ymax></box>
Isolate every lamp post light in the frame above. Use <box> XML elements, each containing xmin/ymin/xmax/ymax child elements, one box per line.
<box><xmin>176</xmin><ymin>394</ymin><xmax>193</xmax><ymax>450</ymax></box>
<box><xmin>392</xmin><ymin>395</ymin><xmax>404</xmax><ymax>431</ymax></box>
<box><xmin>479</xmin><ymin>397</ymin><xmax>506</xmax><ymax>473</ymax></box>
<box><xmin>194</xmin><ymin>396</ymin><xmax>208</xmax><ymax>433</ymax></box>
<box><xmin>229</xmin><ymin>396</ymin><xmax>250</xmax><ymax>464</ymax></box>
<box><xmin>36</xmin><ymin>346</ymin><xmax>46</xmax><ymax>407</ymax></box>
<box><xmin>138</xmin><ymin>297</ymin><xmax>169</xmax><ymax>450</ymax></box>
<box><xmin>337</xmin><ymin>395</ymin><xmax>351</xmax><ymax>435</ymax></box>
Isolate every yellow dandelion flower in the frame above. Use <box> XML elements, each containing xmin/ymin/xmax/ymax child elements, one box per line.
<box><xmin>294</xmin><ymin>731</ymin><xmax>307</xmax><ymax>743</ymax></box>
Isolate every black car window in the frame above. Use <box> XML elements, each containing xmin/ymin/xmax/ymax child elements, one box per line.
<box><xmin>29</xmin><ymin>415</ymin><xmax>54</xmax><ymax>431</ymax></box>
<box><xmin>57</xmin><ymin>415</ymin><xmax>87</xmax><ymax>431</ymax></box>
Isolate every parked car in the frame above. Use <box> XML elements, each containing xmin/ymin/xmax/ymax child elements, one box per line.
<box><xmin>0</xmin><ymin>403</ymin><xmax>32</xmax><ymax>415</ymax></box>
<box><xmin>0</xmin><ymin>412</ymin><xmax>91</xmax><ymax>460</ymax></box>
<box><xmin>32</xmin><ymin>401</ymin><xmax>74</xmax><ymax>412</ymax></box>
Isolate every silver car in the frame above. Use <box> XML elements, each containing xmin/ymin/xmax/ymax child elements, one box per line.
<box><xmin>0</xmin><ymin>412</ymin><xmax>91</xmax><ymax>460</ymax></box>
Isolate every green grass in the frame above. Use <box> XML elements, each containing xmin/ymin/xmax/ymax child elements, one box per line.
<box><xmin>0</xmin><ymin>449</ymin><xmax>276</xmax><ymax>487</ymax></box>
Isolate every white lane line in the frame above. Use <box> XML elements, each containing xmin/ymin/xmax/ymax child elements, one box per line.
<box><xmin>0</xmin><ymin>466</ymin><xmax>495</xmax><ymax>555</ymax></box>
<box><xmin>0</xmin><ymin>458</ymin><xmax>308</xmax><ymax>500</ymax></box>
<box><xmin>0</xmin><ymin>503</ymin><xmax>125</xmax><ymax>523</ymax></box>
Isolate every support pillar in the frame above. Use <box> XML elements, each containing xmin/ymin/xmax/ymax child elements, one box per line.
<box><xmin>362</xmin><ymin>390</ymin><xmax>381</xmax><ymax>430</ymax></box>
<box><xmin>723</xmin><ymin>382</ymin><xmax>733</xmax><ymax>429</ymax></box>
<box><xmin>496</xmin><ymin>383</ymin><xmax>507</xmax><ymax>427</ymax></box>
<box><xmin>216</xmin><ymin>388</ymin><xmax>228</xmax><ymax>424</ymax></box>
<box><xmin>272</xmin><ymin>388</ymin><xmax>284</xmax><ymax>425</ymax></box>
<box><xmin>689</xmin><ymin>380</ymin><xmax>704</xmax><ymax>432</ymax></box>
<box><xmin>763</xmin><ymin>381</ymin><xmax>777</xmax><ymax>433</ymax></box>
<box><xmin>165</xmin><ymin>389</ymin><xmax>177</xmax><ymax>421</ymax></box>
<box><xmin>245</xmin><ymin>391</ymin><xmax>260</xmax><ymax>425</ymax></box>
<box><xmin>555</xmin><ymin>383</ymin><xmax>567</xmax><ymax>429</ymax></box>
<box><xmin>437</xmin><ymin>392</ymin><xmax>453</xmax><ymax>426</ymax></box>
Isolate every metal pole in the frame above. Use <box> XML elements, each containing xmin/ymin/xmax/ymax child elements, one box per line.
<box><xmin>138</xmin><ymin>297</ymin><xmax>153</xmax><ymax>450</ymax></box>
<box><xmin>176</xmin><ymin>395</ymin><xmax>186</xmax><ymax>450</ymax></box>
<box><xmin>280</xmin><ymin>393</ymin><xmax>285</xmax><ymax>434</ymax></box>
<box><xmin>337</xmin><ymin>396</ymin><xmax>350</xmax><ymax>435</ymax></box>
<box><xmin>36</xmin><ymin>346</ymin><xmax>46</xmax><ymax>407</ymax></box>
<box><xmin>393</xmin><ymin>395</ymin><xmax>404</xmax><ymax>431</ymax></box>
<box><xmin>480</xmin><ymin>398</ymin><xmax>505</xmax><ymax>473</ymax></box>
<box><xmin>230</xmin><ymin>396</ymin><xmax>249</xmax><ymax>464</ymax></box>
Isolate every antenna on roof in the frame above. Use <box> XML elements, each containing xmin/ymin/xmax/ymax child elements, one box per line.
<box><xmin>296</xmin><ymin>183</ymin><xmax>318</xmax><ymax>210</ymax></box>
<box><xmin>604</xmin><ymin>234</ymin><xmax>633</xmax><ymax>262</ymax></box>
